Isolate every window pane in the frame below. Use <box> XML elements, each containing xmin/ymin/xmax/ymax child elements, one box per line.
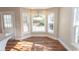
<box><xmin>23</xmin><ymin>14</ymin><xmax>29</xmax><ymax>33</ymax></box>
<box><xmin>74</xmin><ymin>8</ymin><xmax>79</xmax><ymax>44</ymax></box>
<box><xmin>3</xmin><ymin>15</ymin><xmax>12</xmax><ymax>28</ymax></box>
<box><xmin>75</xmin><ymin>26</ymin><xmax>79</xmax><ymax>43</ymax></box>
<box><xmin>32</xmin><ymin>15</ymin><xmax>45</xmax><ymax>32</ymax></box>
<box><xmin>48</xmin><ymin>13</ymin><xmax>54</xmax><ymax>33</ymax></box>
<box><xmin>3</xmin><ymin>14</ymin><xmax>13</xmax><ymax>33</ymax></box>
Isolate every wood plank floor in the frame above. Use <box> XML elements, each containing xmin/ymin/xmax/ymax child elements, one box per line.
<box><xmin>5</xmin><ymin>37</ymin><xmax>67</xmax><ymax>51</ymax></box>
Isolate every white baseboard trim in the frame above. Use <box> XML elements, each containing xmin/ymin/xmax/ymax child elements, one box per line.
<box><xmin>15</xmin><ymin>35</ymin><xmax>31</xmax><ymax>40</ymax></box>
<box><xmin>15</xmin><ymin>34</ymin><xmax>57</xmax><ymax>41</ymax></box>
<box><xmin>31</xmin><ymin>34</ymin><xmax>47</xmax><ymax>37</ymax></box>
<box><xmin>31</xmin><ymin>34</ymin><xmax>57</xmax><ymax>40</ymax></box>
<box><xmin>21</xmin><ymin>35</ymin><xmax>31</xmax><ymax>40</ymax></box>
<box><xmin>47</xmin><ymin>35</ymin><xmax>57</xmax><ymax>40</ymax></box>
<box><xmin>15</xmin><ymin>35</ymin><xmax>57</xmax><ymax>40</ymax></box>
<box><xmin>58</xmin><ymin>38</ymin><xmax>71</xmax><ymax>51</ymax></box>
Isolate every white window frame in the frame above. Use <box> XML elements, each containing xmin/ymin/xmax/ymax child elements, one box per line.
<box><xmin>0</xmin><ymin>12</ymin><xmax>14</xmax><ymax>34</ymax></box>
<box><xmin>48</xmin><ymin>13</ymin><xmax>55</xmax><ymax>33</ymax></box>
<box><xmin>73</xmin><ymin>8</ymin><xmax>79</xmax><ymax>44</ymax></box>
<box><xmin>32</xmin><ymin>14</ymin><xmax>46</xmax><ymax>32</ymax></box>
<box><xmin>72</xmin><ymin>8</ymin><xmax>79</xmax><ymax>49</ymax></box>
<box><xmin>22</xmin><ymin>13</ymin><xmax>29</xmax><ymax>34</ymax></box>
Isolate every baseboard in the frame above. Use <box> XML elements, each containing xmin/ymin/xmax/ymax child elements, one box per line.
<box><xmin>14</xmin><ymin>31</ymin><xmax>59</xmax><ymax>40</ymax></box>
<box><xmin>31</xmin><ymin>34</ymin><xmax>57</xmax><ymax>40</ymax></box>
<box><xmin>47</xmin><ymin>35</ymin><xmax>57</xmax><ymax>40</ymax></box>
<box><xmin>21</xmin><ymin>35</ymin><xmax>31</xmax><ymax>40</ymax></box>
<box><xmin>31</xmin><ymin>34</ymin><xmax>47</xmax><ymax>37</ymax></box>
<box><xmin>15</xmin><ymin>34</ymin><xmax>57</xmax><ymax>41</ymax></box>
<box><xmin>15</xmin><ymin>35</ymin><xmax>31</xmax><ymax>40</ymax></box>
<box><xmin>58</xmin><ymin>38</ymin><xmax>71</xmax><ymax>51</ymax></box>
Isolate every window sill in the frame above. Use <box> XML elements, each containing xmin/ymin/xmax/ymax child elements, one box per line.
<box><xmin>48</xmin><ymin>31</ymin><xmax>54</xmax><ymax>34</ymax></box>
<box><xmin>23</xmin><ymin>32</ymin><xmax>30</xmax><ymax>35</ymax></box>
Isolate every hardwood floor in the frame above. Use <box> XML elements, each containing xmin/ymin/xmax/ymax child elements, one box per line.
<box><xmin>5</xmin><ymin>37</ymin><xmax>67</xmax><ymax>51</ymax></box>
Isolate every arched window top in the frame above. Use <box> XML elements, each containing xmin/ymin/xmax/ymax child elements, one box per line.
<box><xmin>32</xmin><ymin>12</ymin><xmax>45</xmax><ymax>32</ymax></box>
<box><xmin>32</xmin><ymin>14</ymin><xmax>45</xmax><ymax>20</ymax></box>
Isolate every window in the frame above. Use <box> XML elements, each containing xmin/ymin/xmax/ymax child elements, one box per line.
<box><xmin>32</xmin><ymin>13</ymin><xmax>45</xmax><ymax>32</ymax></box>
<box><xmin>3</xmin><ymin>14</ymin><xmax>12</xmax><ymax>28</ymax></box>
<box><xmin>3</xmin><ymin>14</ymin><xmax>13</xmax><ymax>33</ymax></box>
<box><xmin>48</xmin><ymin>13</ymin><xmax>55</xmax><ymax>33</ymax></box>
<box><xmin>22</xmin><ymin>13</ymin><xmax>29</xmax><ymax>33</ymax></box>
<box><xmin>74</xmin><ymin>8</ymin><xmax>79</xmax><ymax>44</ymax></box>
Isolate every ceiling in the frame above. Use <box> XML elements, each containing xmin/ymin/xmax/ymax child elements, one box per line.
<box><xmin>27</xmin><ymin>7</ymin><xmax>51</xmax><ymax>9</ymax></box>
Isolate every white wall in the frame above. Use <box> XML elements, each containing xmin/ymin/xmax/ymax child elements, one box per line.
<box><xmin>0</xmin><ymin>7</ymin><xmax>21</xmax><ymax>40</ymax></box>
<box><xmin>59</xmin><ymin>7</ymin><xmax>77</xmax><ymax>50</ymax></box>
<box><xmin>19</xmin><ymin>8</ymin><xmax>31</xmax><ymax>40</ymax></box>
<box><xmin>48</xmin><ymin>8</ymin><xmax>59</xmax><ymax>39</ymax></box>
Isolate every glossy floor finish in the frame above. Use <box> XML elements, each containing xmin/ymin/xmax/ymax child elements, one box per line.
<box><xmin>5</xmin><ymin>37</ymin><xmax>67</xmax><ymax>51</ymax></box>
